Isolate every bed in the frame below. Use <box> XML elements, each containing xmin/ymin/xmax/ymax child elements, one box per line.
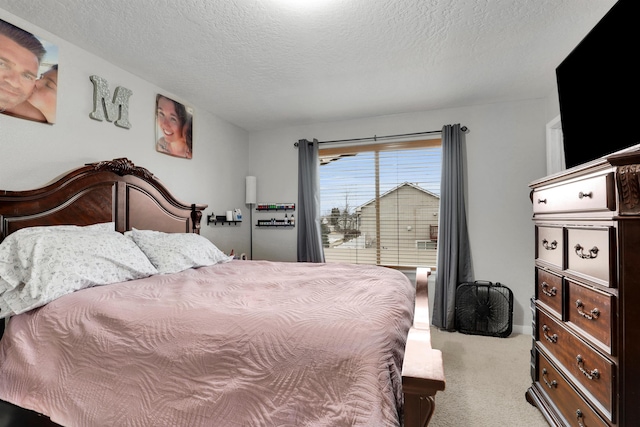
<box><xmin>0</xmin><ymin>158</ymin><xmax>444</xmax><ymax>427</ymax></box>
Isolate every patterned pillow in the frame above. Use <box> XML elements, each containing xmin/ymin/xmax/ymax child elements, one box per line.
<box><xmin>0</xmin><ymin>296</ymin><xmax>12</xmax><ymax>318</ymax></box>
<box><xmin>0</xmin><ymin>223</ymin><xmax>114</xmax><ymax>294</ymax></box>
<box><xmin>129</xmin><ymin>229</ymin><xmax>232</xmax><ymax>274</ymax></box>
<box><xmin>0</xmin><ymin>225</ymin><xmax>158</xmax><ymax>317</ymax></box>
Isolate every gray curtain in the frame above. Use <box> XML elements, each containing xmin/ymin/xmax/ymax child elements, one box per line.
<box><xmin>297</xmin><ymin>139</ymin><xmax>325</xmax><ymax>263</ymax></box>
<box><xmin>432</xmin><ymin>124</ymin><xmax>473</xmax><ymax>330</ymax></box>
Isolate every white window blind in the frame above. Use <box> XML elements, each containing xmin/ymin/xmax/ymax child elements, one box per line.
<box><xmin>319</xmin><ymin>138</ymin><xmax>441</xmax><ymax>268</ymax></box>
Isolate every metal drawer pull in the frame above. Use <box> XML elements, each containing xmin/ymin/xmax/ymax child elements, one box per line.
<box><xmin>541</xmin><ymin>282</ymin><xmax>557</xmax><ymax>297</ymax></box>
<box><xmin>574</xmin><ymin>244</ymin><xmax>599</xmax><ymax>259</ymax></box>
<box><xmin>537</xmin><ymin>198</ymin><xmax>547</xmax><ymax>204</ymax></box>
<box><xmin>578</xmin><ymin>191</ymin><xmax>593</xmax><ymax>199</ymax></box>
<box><xmin>542</xmin><ymin>325</ymin><xmax>558</xmax><ymax>343</ymax></box>
<box><xmin>576</xmin><ymin>355</ymin><xmax>600</xmax><ymax>380</ymax></box>
<box><xmin>542</xmin><ymin>239</ymin><xmax>558</xmax><ymax>250</ymax></box>
<box><xmin>575</xmin><ymin>300</ymin><xmax>600</xmax><ymax>320</ymax></box>
<box><xmin>541</xmin><ymin>368</ymin><xmax>557</xmax><ymax>389</ymax></box>
<box><xmin>576</xmin><ymin>409</ymin><xmax>585</xmax><ymax>427</ymax></box>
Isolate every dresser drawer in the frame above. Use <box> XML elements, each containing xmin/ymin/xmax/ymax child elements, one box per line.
<box><xmin>536</xmin><ymin>268</ymin><xmax>563</xmax><ymax>317</ymax></box>
<box><xmin>566</xmin><ymin>226</ymin><xmax>615</xmax><ymax>287</ymax></box>
<box><xmin>537</xmin><ymin>226</ymin><xmax>564</xmax><ymax>268</ymax></box>
<box><xmin>532</xmin><ymin>172</ymin><xmax>615</xmax><ymax>215</ymax></box>
<box><xmin>537</xmin><ymin>310</ymin><xmax>614</xmax><ymax>419</ymax></box>
<box><xmin>566</xmin><ymin>279</ymin><xmax>614</xmax><ymax>354</ymax></box>
<box><xmin>537</xmin><ymin>351</ymin><xmax>609</xmax><ymax>427</ymax></box>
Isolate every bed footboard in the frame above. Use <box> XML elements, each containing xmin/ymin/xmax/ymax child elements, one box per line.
<box><xmin>402</xmin><ymin>267</ymin><xmax>445</xmax><ymax>427</ymax></box>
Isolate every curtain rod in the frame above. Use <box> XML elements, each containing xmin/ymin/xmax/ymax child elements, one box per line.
<box><xmin>293</xmin><ymin>126</ymin><xmax>468</xmax><ymax>147</ymax></box>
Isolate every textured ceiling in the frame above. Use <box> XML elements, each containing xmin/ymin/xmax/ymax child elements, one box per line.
<box><xmin>0</xmin><ymin>0</ymin><xmax>617</xmax><ymax>131</ymax></box>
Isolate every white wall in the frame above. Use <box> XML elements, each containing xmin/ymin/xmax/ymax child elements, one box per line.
<box><xmin>0</xmin><ymin>10</ymin><xmax>252</xmax><ymax>256</ymax></box>
<box><xmin>248</xmin><ymin>99</ymin><xmax>551</xmax><ymax>333</ymax></box>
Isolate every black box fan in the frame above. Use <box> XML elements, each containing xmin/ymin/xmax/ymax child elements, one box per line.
<box><xmin>454</xmin><ymin>280</ymin><xmax>513</xmax><ymax>338</ymax></box>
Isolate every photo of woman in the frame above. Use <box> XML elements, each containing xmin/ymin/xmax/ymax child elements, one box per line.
<box><xmin>0</xmin><ymin>18</ymin><xmax>58</xmax><ymax>124</ymax></box>
<box><xmin>155</xmin><ymin>94</ymin><xmax>193</xmax><ymax>159</ymax></box>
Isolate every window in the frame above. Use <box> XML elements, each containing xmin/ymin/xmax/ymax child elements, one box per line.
<box><xmin>416</xmin><ymin>240</ymin><xmax>436</xmax><ymax>250</ymax></box>
<box><xmin>319</xmin><ymin>138</ymin><xmax>441</xmax><ymax>268</ymax></box>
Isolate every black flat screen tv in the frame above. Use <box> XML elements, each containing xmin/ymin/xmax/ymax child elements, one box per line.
<box><xmin>556</xmin><ymin>0</ymin><xmax>639</xmax><ymax>169</ymax></box>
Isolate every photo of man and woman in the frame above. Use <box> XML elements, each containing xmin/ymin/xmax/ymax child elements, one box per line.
<box><xmin>155</xmin><ymin>94</ymin><xmax>193</xmax><ymax>159</ymax></box>
<box><xmin>0</xmin><ymin>18</ymin><xmax>58</xmax><ymax>124</ymax></box>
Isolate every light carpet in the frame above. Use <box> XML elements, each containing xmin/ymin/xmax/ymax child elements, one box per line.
<box><xmin>428</xmin><ymin>328</ymin><xmax>548</xmax><ymax>427</ymax></box>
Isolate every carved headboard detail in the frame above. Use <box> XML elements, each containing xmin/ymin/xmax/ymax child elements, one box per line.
<box><xmin>92</xmin><ymin>158</ymin><xmax>155</xmax><ymax>179</ymax></box>
<box><xmin>0</xmin><ymin>158</ymin><xmax>206</xmax><ymax>242</ymax></box>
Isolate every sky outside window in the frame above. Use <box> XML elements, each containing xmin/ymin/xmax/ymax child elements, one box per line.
<box><xmin>319</xmin><ymin>146</ymin><xmax>441</xmax><ymax>215</ymax></box>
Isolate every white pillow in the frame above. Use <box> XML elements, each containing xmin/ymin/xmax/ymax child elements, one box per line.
<box><xmin>0</xmin><ymin>226</ymin><xmax>158</xmax><ymax>317</ymax></box>
<box><xmin>0</xmin><ymin>276</ymin><xmax>11</xmax><ymax>295</ymax></box>
<box><xmin>129</xmin><ymin>229</ymin><xmax>232</xmax><ymax>274</ymax></box>
<box><xmin>0</xmin><ymin>223</ymin><xmax>113</xmax><ymax>294</ymax></box>
<box><xmin>0</xmin><ymin>295</ymin><xmax>14</xmax><ymax>318</ymax></box>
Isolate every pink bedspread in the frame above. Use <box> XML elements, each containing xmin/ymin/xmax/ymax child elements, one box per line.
<box><xmin>0</xmin><ymin>260</ymin><xmax>415</xmax><ymax>426</ymax></box>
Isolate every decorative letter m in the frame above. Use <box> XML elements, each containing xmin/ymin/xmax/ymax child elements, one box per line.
<box><xmin>89</xmin><ymin>75</ymin><xmax>132</xmax><ymax>129</ymax></box>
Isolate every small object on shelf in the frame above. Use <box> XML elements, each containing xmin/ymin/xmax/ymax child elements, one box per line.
<box><xmin>207</xmin><ymin>213</ymin><xmax>241</xmax><ymax>226</ymax></box>
<box><xmin>256</xmin><ymin>218</ymin><xmax>294</xmax><ymax>227</ymax></box>
<box><xmin>290</xmin><ymin>213</ymin><xmax>295</xmax><ymax>226</ymax></box>
<box><xmin>256</xmin><ymin>203</ymin><xmax>295</xmax><ymax>211</ymax></box>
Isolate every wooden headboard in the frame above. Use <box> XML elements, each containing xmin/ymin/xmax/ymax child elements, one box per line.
<box><xmin>0</xmin><ymin>158</ymin><xmax>206</xmax><ymax>242</ymax></box>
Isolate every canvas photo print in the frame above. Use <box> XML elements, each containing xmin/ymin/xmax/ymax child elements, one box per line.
<box><xmin>0</xmin><ymin>18</ymin><xmax>58</xmax><ymax>124</ymax></box>
<box><xmin>155</xmin><ymin>94</ymin><xmax>193</xmax><ymax>159</ymax></box>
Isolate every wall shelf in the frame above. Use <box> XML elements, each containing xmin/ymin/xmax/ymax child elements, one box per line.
<box><xmin>207</xmin><ymin>214</ymin><xmax>241</xmax><ymax>226</ymax></box>
<box><xmin>255</xmin><ymin>203</ymin><xmax>295</xmax><ymax>229</ymax></box>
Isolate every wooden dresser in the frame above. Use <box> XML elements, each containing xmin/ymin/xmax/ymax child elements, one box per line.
<box><xmin>526</xmin><ymin>146</ymin><xmax>640</xmax><ymax>427</ymax></box>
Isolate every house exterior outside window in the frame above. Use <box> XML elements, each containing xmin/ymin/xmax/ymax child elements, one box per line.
<box><xmin>319</xmin><ymin>139</ymin><xmax>441</xmax><ymax>268</ymax></box>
